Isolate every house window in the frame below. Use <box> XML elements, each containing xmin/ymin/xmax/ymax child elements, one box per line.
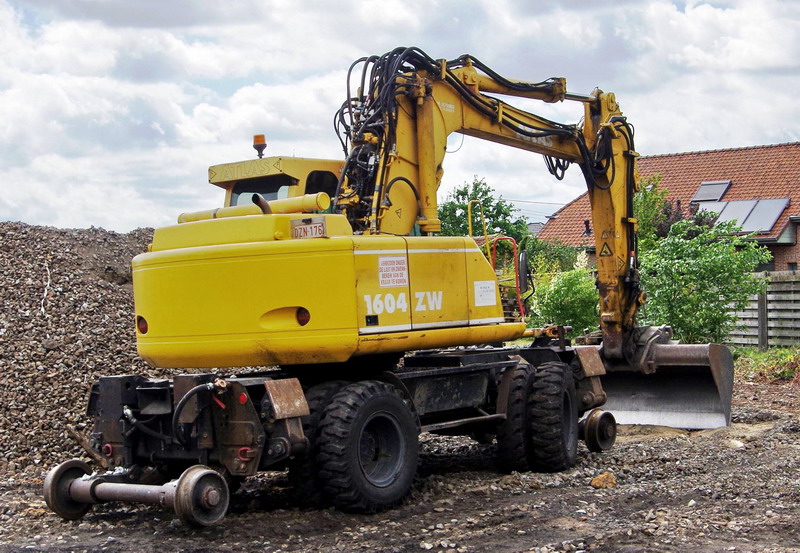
<box><xmin>755</xmin><ymin>260</ymin><xmax>775</xmax><ymax>272</ymax></box>
<box><xmin>691</xmin><ymin>180</ymin><xmax>731</xmax><ymax>202</ymax></box>
<box><xmin>789</xmin><ymin>262</ymin><xmax>798</xmax><ymax>271</ymax></box>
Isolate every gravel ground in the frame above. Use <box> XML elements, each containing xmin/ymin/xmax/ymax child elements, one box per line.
<box><xmin>1</xmin><ymin>222</ymin><xmax>799</xmax><ymax>552</ymax></box>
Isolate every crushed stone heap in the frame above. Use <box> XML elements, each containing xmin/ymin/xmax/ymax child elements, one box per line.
<box><xmin>0</xmin><ymin>221</ymin><xmax>168</xmax><ymax>480</ymax></box>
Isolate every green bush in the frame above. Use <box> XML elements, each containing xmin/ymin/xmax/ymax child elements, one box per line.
<box><xmin>639</xmin><ymin>220</ymin><xmax>771</xmax><ymax>343</ymax></box>
<box><xmin>530</xmin><ymin>256</ymin><xmax>598</xmax><ymax>336</ymax></box>
<box><xmin>525</xmin><ymin>236</ymin><xmax>579</xmax><ymax>274</ymax></box>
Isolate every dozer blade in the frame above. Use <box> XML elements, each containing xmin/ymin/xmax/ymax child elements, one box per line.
<box><xmin>601</xmin><ymin>343</ymin><xmax>734</xmax><ymax>429</ymax></box>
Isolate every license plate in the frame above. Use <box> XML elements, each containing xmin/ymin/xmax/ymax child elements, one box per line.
<box><xmin>291</xmin><ymin>217</ymin><xmax>327</xmax><ymax>239</ymax></box>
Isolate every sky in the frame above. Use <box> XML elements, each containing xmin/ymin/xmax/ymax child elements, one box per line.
<box><xmin>0</xmin><ymin>0</ymin><xmax>798</xmax><ymax>232</ymax></box>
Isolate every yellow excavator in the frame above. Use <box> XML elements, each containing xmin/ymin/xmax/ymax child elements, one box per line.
<box><xmin>44</xmin><ymin>47</ymin><xmax>733</xmax><ymax>526</ymax></box>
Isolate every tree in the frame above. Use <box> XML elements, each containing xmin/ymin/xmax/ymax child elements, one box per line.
<box><xmin>634</xmin><ymin>174</ymin><xmax>717</xmax><ymax>254</ymax></box>
<box><xmin>439</xmin><ymin>177</ymin><xmax>529</xmax><ymax>242</ymax></box>
<box><xmin>634</xmin><ymin>174</ymin><xmax>670</xmax><ymax>253</ymax></box>
<box><xmin>525</xmin><ymin>236</ymin><xmax>579</xmax><ymax>275</ymax></box>
<box><xmin>639</xmin><ymin>220</ymin><xmax>771</xmax><ymax>343</ymax></box>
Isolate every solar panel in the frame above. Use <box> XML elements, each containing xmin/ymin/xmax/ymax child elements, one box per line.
<box><xmin>692</xmin><ymin>180</ymin><xmax>731</xmax><ymax>202</ymax></box>
<box><xmin>716</xmin><ymin>200</ymin><xmax>757</xmax><ymax>226</ymax></box>
<box><xmin>696</xmin><ymin>201</ymin><xmax>727</xmax><ymax>216</ymax></box>
<box><xmin>740</xmin><ymin>198</ymin><xmax>790</xmax><ymax>233</ymax></box>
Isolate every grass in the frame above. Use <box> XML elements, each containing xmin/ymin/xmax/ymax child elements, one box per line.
<box><xmin>732</xmin><ymin>346</ymin><xmax>800</xmax><ymax>382</ymax></box>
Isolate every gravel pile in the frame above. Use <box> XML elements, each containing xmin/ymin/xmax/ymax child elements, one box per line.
<box><xmin>0</xmin><ymin>221</ymin><xmax>161</xmax><ymax>479</ymax></box>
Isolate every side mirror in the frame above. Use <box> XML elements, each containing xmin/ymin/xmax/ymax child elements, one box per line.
<box><xmin>518</xmin><ymin>250</ymin><xmax>531</xmax><ymax>294</ymax></box>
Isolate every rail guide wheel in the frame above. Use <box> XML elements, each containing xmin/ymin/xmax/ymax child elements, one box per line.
<box><xmin>173</xmin><ymin>465</ymin><xmax>230</xmax><ymax>526</ymax></box>
<box><xmin>581</xmin><ymin>409</ymin><xmax>617</xmax><ymax>452</ymax></box>
<box><xmin>43</xmin><ymin>459</ymin><xmax>93</xmax><ymax>521</ymax></box>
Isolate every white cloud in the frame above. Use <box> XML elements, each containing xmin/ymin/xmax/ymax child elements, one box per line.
<box><xmin>619</xmin><ymin>0</ymin><xmax>800</xmax><ymax>73</ymax></box>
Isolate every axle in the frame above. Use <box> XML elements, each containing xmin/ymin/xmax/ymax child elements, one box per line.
<box><xmin>44</xmin><ymin>460</ymin><xmax>230</xmax><ymax>527</ymax></box>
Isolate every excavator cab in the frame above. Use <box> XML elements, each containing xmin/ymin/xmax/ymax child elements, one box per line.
<box><xmin>209</xmin><ymin>156</ymin><xmax>343</xmax><ymax>210</ymax></box>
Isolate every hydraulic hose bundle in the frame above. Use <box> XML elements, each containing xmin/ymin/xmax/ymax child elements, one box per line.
<box><xmin>331</xmin><ymin>47</ymin><xmax>626</xmax><ymax>232</ymax></box>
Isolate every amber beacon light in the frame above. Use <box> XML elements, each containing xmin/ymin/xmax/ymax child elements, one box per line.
<box><xmin>253</xmin><ymin>134</ymin><xmax>266</xmax><ymax>158</ymax></box>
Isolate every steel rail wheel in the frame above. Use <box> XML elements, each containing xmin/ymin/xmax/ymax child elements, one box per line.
<box><xmin>44</xmin><ymin>459</ymin><xmax>93</xmax><ymax>520</ymax></box>
<box><xmin>173</xmin><ymin>465</ymin><xmax>230</xmax><ymax>526</ymax></box>
<box><xmin>581</xmin><ymin>409</ymin><xmax>617</xmax><ymax>452</ymax></box>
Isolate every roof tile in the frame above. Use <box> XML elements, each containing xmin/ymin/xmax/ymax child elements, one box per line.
<box><xmin>538</xmin><ymin>142</ymin><xmax>800</xmax><ymax>246</ymax></box>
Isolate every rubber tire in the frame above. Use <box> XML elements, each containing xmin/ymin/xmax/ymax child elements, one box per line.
<box><xmin>317</xmin><ymin>380</ymin><xmax>418</xmax><ymax>513</ymax></box>
<box><xmin>496</xmin><ymin>362</ymin><xmax>534</xmax><ymax>473</ymax></box>
<box><xmin>287</xmin><ymin>380</ymin><xmax>347</xmax><ymax>507</ymax></box>
<box><xmin>528</xmin><ymin>361</ymin><xmax>579</xmax><ymax>472</ymax></box>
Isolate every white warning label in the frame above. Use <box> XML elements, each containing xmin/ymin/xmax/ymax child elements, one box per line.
<box><xmin>474</xmin><ymin>280</ymin><xmax>497</xmax><ymax>307</ymax></box>
<box><xmin>379</xmin><ymin>256</ymin><xmax>409</xmax><ymax>288</ymax></box>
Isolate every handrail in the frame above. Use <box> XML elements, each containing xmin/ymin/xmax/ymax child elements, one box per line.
<box><xmin>467</xmin><ymin>200</ymin><xmax>492</xmax><ymax>259</ymax></box>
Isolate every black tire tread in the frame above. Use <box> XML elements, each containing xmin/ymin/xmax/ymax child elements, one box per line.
<box><xmin>496</xmin><ymin>362</ymin><xmax>533</xmax><ymax>473</ymax></box>
<box><xmin>316</xmin><ymin>380</ymin><xmax>418</xmax><ymax>513</ymax></box>
<box><xmin>287</xmin><ymin>380</ymin><xmax>347</xmax><ymax>507</ymax></box>
<box><xmin>528</xmin><ymin>361</ymin><xmax>579</xmax><ymax>472</ymax></box>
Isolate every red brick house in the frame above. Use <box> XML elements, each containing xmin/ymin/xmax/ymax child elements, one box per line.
<box><xmin>537</xmin><ymin>142</ymin><xmax>800</xmax><ymax>271</ymax></box>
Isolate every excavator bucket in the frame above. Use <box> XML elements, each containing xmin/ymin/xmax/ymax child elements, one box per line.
<box><xmin>600</xmin><ymin>343</ymin><xmax>734</xmax><ymax>429</ymax></box>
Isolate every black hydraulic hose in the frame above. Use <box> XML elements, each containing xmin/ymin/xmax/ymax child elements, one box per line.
<box><xmin>453</xmin><ymin>54</ymin><xmax>559</xmax><ymax>94</ymax></box>
<box><xmin>171</xmin><ymin>382</ymin><xmax>215</xmax><ymax>447</ymax></box>
<box><xmin>545</xmin><ymin>156</ymin><xmax>571</xmax><ymax>180</ymax></box>
<box><xmin>346</xmin><ymin>56</ymin><xmax>369</xmax><ymax>124</ymax></box>
<box><xmin>440</xmin><ymin>68</ymin><xmax>571</xmax><ymax>140</ymax></box>
<box><xmin>333</xmin><ymin>150</ymin><xmax>355</xmax><ymax>198</ymax></box>
<box><xmin>122</xmin><ymin>406</ymin><xmax>173</xmax><ymax>442</ymax></box>
<box><xmin>502</xmin><ymin>108</ymin><xmax>574</xmax><ymax>135</ymax></box>
<box><xmin>380</xmin><ymin>175</ymin><xmax>422</xmax><ymax>222</ymax></box>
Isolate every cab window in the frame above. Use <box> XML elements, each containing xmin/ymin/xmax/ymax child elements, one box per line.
<box><xmin>305</xmin><ymin>171</ymin><xmax>338</xmax><ymax>198</ymax></box>
<box><xmin>230</xmin><ymin>174</ymin><xmax>295</xmax><ymax>206</ymax></box>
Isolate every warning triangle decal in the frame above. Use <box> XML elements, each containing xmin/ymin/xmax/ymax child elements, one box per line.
<box><xmin>599</xmin><ymin>242</ymin><xmax>613</xmax><ymax>257</ymax></box>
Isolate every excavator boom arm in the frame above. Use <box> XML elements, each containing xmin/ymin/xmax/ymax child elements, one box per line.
<box><xmin>336</xmin><ymin>49</ymin><xmax>641</xmax><ymax>360</ymax></box>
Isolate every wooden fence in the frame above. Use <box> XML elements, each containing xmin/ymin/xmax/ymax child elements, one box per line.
<box><xmin>728</xmin><ymin>271</ymin><xmax>800</xmax><ymax>348</ymax></box>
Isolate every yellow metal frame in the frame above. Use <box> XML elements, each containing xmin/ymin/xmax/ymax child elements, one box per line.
<box><xmin>335</xmin><ymin>59</ymin><xmax>640</xmax><ymax>360</ymax></box>
<box><xmin>467</xmin><ymin>200</ymin><xmax>492</xmax><ymax>260</ymax></box>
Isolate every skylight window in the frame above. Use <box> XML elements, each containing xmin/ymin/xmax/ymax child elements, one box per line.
<box><xmin>691</xmin><ymin>180</ymin><xmax>731</xmax><ymax>202</ymax></box>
